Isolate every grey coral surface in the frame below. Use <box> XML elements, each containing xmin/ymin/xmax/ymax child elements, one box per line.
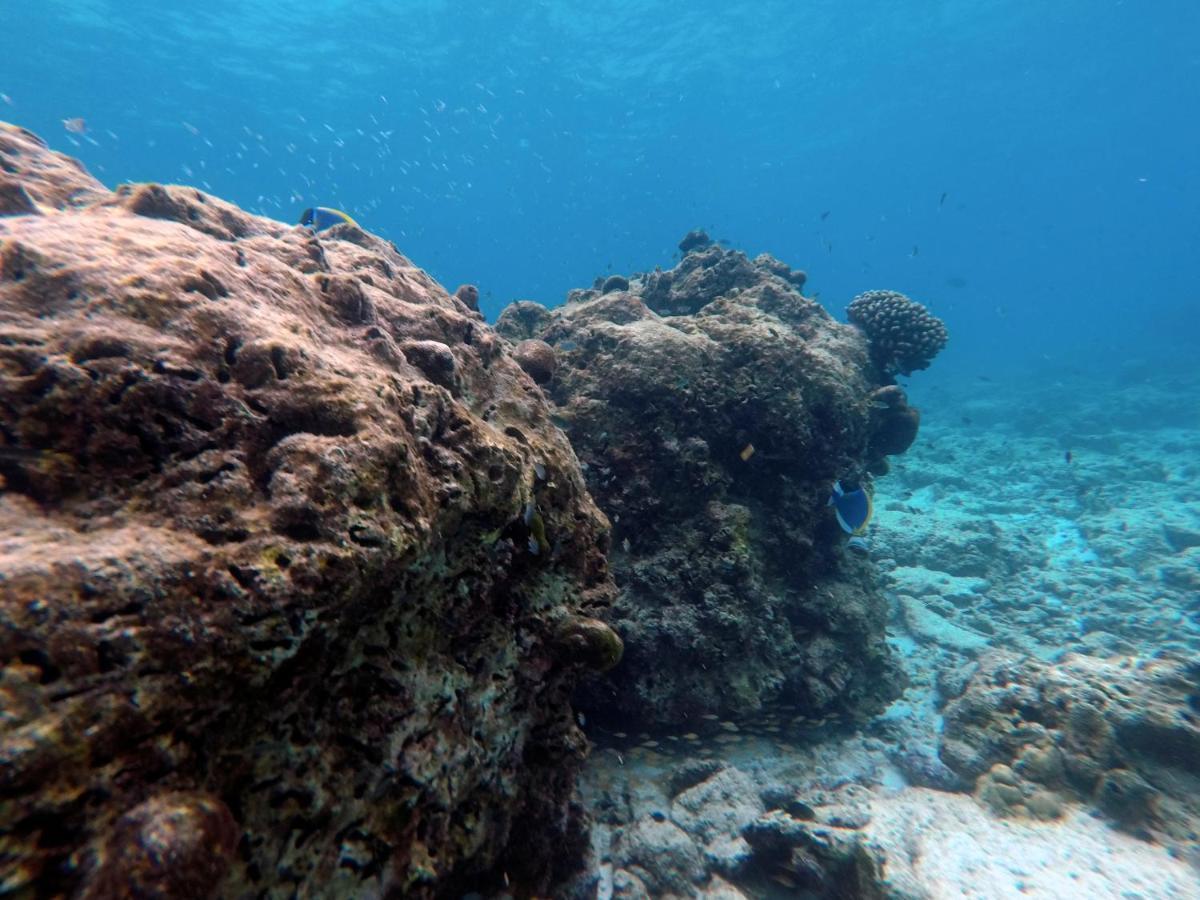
<box><xmin>496</xmin><ymin>245</ymin><xmax>905</xmax><ymax>730</ymax></box>
<box><xmin>0</xmin><ymin>122</ymin><xmax>617</xmax><ymax>898</ymax></box>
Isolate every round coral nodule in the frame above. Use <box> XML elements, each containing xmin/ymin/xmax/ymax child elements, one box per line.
<box><xmin>847</xmin><ymin>289</ymin><xmax>948</xmax><ymax>377</ymax></box>
<box><xmin>869</xmin><ymin>400</ymin><xmax>921</xmax><ymax>458</ymax></box>
<box><xmin>554</xmin><ymin>616</ymin><xmax>624</xmax><ymax>672</ymax></box>
<box><xmin>865</xmin><ymin>384</ymin><xmax>920</xmax><ymax>462</ymax></box>
<box><xmin>513</xmin><ymin>339</ymin><xmax>557</xmax><ymax>384</ymax></box>
<box><xmin>678</xmin><ymin>229</ymin><xmax>713</xmax><ymax>255</ymax></box>
<box><xmin>88</xmin><ymin>792</ymin><xmax>239</xmax><ymax>900</ymax></box>
<box><xmin>600</xmin><ymin>274</ymin><xmax>629</xmax><ymax>295</ymax></box>
<box><xmin>454</xmin><ymin>283</ymin><xmax>480</xmax><ymax>312</ymax></box>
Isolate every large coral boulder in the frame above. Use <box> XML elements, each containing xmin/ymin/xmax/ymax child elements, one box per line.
<box><xmin>0</xmin><ymin>123</ymin><xmax>616</xmax><ymax>897</ymax></box>
<box><xmin>496</xmin><ymin>247</ymin><xmax>904</xmax><ymax>728</ymax></box>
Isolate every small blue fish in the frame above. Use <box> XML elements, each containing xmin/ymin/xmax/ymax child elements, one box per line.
<box><xmin>828</xmin><ymin>480</ymin><xmax>872</xmax><ymax>535</ymax></box>
<box><xmin>298</xmin><ymin>206</ymin><xmax>358</xmax><ymax>231</ymax></box>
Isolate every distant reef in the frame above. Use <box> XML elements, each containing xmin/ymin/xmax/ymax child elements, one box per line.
<box><xmin>0</xmin><ymin>122</ymin><xmax>619</xmax><ymax>898</ymax></box>
<box><xmin>496</xmin><ymin>233</ymin><xmax>938</xmax><ymax>730</ymax></box>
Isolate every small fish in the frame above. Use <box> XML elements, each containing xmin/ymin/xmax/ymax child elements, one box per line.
<box><xmin>828</xmin><ymin>480</ymin><xmax>873</xmax><ymax>535</ymax></box>
<box><xmin>576</xmin><ymin>711</ymin><xmax>586</xmax><ymax>726</ymax></box>
<box><xmin>298</xmin><ymin>206</ymin><xmax>358</xmax><ymax>231</ymax></box>
<box><xmin>939</xmin><ymin>191</ymin><xmax>948</xmax><ymax>207</ymax></box>
<box><xmin>524</xmin><ymin>501</ymin><xmax>549</xmax><ymax>555</ymax></box>
<box><xmin>533</xmin><ymin>461</ymin><xmax>546</xmax><ymax>481</ymax></box>
<box><xmin>1065</xmin><ymin>450</ymin><xmax>1073</xmax><ymax>465</ymax></box>
<box><xmin>716</xmin><ymin>238</ymin><xmax>732</xmax><ymax>247</ymax></box>
<box><xmin>739</xmin><ymin>443</ymin><xmax>755</xmax><ymax>462</ymax></box>
<box><xmin>910</xmin><ymin>244</ymin><xmax>920</xmax><ymax>257</ymax></box>
<box><xmin>621</xmin><ymin>536</ymin><xmax>631</xmax><ymax>553</ymax></box>
<box><xmin>820</xmin><ymin>210</ymin><xmax>830</xmax><ymax>220</ymax></box>
<box><xmin>62</xmin><ymin>117</ymin><xmax>87</xmax><ymax>134</ymax></box>
<box><xmin>557</xmin><ymin>339</ymin><xmax>578</xmax><ymax>351</ymax></box>
<box><xmin>846</xmin><ymin>536</ymin><xmax>870</xmax><ymax>555</ymax></box>
<box><xmin>1</xmin><ymin>93</ymin><xmax>13</xmax><ymax>106</ymax></box>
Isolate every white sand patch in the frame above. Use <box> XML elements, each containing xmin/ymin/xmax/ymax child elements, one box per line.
<box><xmin>866</xmin><ymin>789</ymin><xmax>1200</xmax><ymax>900</ymax></box>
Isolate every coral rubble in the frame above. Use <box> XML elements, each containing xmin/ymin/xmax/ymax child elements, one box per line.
<box><xmin>940</xmin><ymin>651</ymin><xmax>1200</xmax><ymax>851</ymax></box>
<box><xmin>496</xmin><ymin>243</ymin><xmax>909</xmax><ymax>730</ymax></box>
<box><xmin>0</xmin><ymin>123</ymin><xmax>615</xmax><ymax>897</ymax></box>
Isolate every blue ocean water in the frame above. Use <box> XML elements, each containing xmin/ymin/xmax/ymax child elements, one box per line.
<box><xmin>3</xmin><ymin>0</ymin><xmax>1197</xmax><ymax>383</ymax></box>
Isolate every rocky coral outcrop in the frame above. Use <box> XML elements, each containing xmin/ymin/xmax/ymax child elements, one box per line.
<box><xmin>0</xmin><ymin>123</ymin><xmax>616</xmax><ymax>897</ymax></box>
<box><xmin>940</xmin><ymin>651</ymin><xmax>1200</xmax><ymax>855</ymax></box>
<box><xmin>496</xmin><ymin>244</ymin><xmax>906</xmax><ymax>729</ymax></box>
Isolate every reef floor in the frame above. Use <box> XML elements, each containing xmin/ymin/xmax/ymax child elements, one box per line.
<box><xmin>572</xmin><ymin>362</ymin><xmax>1200</xmax><ymax>899</ymax></box>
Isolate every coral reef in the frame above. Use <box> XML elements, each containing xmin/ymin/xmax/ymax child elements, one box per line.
<box><xmin>846</xmin><ymin>289</ymin><xmax>948</xmax><ymax>377</ymax></box>
<box><xmin>940</xmin><ymin>651</ymin><xmax>1200</xmax><ymax>852</ymax></box>
<box><xmin>0</xmin><ymin>123</ymin><xmax>615</xmax><ymax>897</ymax></box>
<box><xmin>496</xmin><ymin>242</ymin><xmax>906</xmax><ymax>730</ymax></box>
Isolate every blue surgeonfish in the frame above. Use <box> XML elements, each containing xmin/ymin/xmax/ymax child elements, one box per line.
<box><xmin>828</xmin><ymin>480</ymin><xmax>872</xmax><ymax>535</ymax></box>
<box><xmin>299</xmin><ymin>207</ymin><xmax>358</xmax><ymax>231</ymax></box>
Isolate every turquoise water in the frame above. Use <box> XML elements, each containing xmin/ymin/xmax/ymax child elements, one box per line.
<box><xmin>3</xmin><ymin>0</ymin><xmax>1197</xmax><ymax>378</ymax></box>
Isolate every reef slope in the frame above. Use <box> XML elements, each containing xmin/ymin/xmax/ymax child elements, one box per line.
<box><xmin>0</xmin><ymin>123</ymin><xmax>616</xmax><ymax>898</ymax></box>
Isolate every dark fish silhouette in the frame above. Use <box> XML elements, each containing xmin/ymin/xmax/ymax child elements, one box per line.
<box><xmin>820</xmin><ymin>210</ymin><xmax>830</xmax><ymax>220</ymax></box>
<box><xmin>939</xmin><ymin>191</ymin><xmax>948</xmax><ymax>207</ymax></box>
<box><xmin>1065</xmin><ymin>450</ymin><xmax>1073</xmax><ymax>465</ymax></box>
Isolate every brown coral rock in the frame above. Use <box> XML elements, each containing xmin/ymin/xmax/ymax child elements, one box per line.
<box><xmin>867</xmin><ymin>386</ymin><xmax>921</xmax><ymax>460</ymax></box>
<box><xmin>0</xmin><ymin>122</ymin><xmax>614</xmax><ymax>898</ymax></box>
<box><xmin>85</xmin><ymin>792</ymin><xmax>239</xmax><ymax>900</ymax></box>
<box><xmin>512</xmin><ymin>338</ymin><xmax>558</xmax><ymax>384</ymax></box>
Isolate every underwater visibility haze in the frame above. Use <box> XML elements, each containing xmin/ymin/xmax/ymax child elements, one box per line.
<box><xmin>1</xmin><ymin>1</ymin><xmax>1199</xmax><ymax>898</ymax></box>
<box><xmin>4</xmin><ymin>0</ymin><xmax>1199</xmax><ymax>371</ymax></box>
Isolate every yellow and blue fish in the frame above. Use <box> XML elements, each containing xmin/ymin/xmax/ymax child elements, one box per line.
<box><xmin>298</xmin><ymin>206</ymin><xmax>358</xmax><ymax>231</ymax></box>
<box><xmin>828</xmin><ymin>480</ymin><xmax>872</xmax><ymax>535</ymax></box>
